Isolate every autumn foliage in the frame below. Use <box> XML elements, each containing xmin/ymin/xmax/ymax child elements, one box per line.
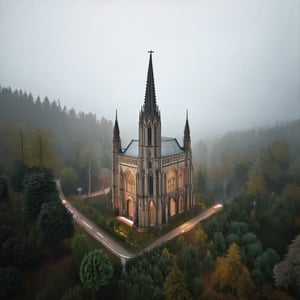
<box><xmin>212</xmin><ymin>243</ymin><xmax>256</xmax><ymax>298</ymax></box>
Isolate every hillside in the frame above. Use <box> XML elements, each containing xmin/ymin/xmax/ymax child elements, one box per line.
<box><xmin>0</xmin><ymin>86</ymin><xmax>113</xmax><ymax>193</ymax></box>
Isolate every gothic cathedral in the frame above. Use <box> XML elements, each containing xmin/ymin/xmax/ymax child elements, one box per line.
<box><xmin>112</xmin><ymin>52</ymin><xmax>194</xmax><ymax>229</ymax></box>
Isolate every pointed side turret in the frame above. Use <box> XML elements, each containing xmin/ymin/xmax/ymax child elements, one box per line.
<box><xmin>184</xmin><ymin>110</ymin><xmax>191</xmax><ymax>150</ymax></box>
<box><xmin>113</xmin><ymin>110</ymin><xmax>121</xmax><ymax>153</ymax></box>
<box><xmin>112</xmin><ymin>110</ymin><xmax>121</xmax><ymax>210</ymax></box>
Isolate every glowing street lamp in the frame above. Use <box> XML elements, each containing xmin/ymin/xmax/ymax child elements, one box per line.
<box><xmin>77</xmin><ymin>187</ymin><xmax>82</xmax><ymax>197</ymax></box>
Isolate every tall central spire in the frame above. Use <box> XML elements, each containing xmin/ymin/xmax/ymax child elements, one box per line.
<box><xmin>144</xmin><ymin>51</ymin><xmax>158</xmax><ymax>114</ymax></box>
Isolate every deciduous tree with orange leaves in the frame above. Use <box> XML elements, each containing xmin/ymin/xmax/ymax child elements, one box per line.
<box><xmin>212</xmin><ymin>243</ymin><xmax>256</xmax><ymax>298</ymax></box>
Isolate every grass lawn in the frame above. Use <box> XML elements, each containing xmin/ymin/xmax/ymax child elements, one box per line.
<box><xmin>68</xmin><ymin>193</ymin><xmax>204</xmax><ymax>252</ymax></box>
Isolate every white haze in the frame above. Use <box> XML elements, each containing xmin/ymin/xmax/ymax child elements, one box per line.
<box><xmin>0</xmin><ymin>0</ymin><xmax>299</xmax><ymax>145</ymax></box>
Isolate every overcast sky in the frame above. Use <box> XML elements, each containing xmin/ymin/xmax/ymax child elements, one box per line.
<box><xmin>0</xmin><ymin>0</ymin><xmax>299</xmax><ymax>144</ymax></box>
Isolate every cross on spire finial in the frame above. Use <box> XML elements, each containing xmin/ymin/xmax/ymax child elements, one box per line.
<box><xmin>148</xmin><ymin>50</ymin><xmax>154</xmax><ymax>54</ymax></box>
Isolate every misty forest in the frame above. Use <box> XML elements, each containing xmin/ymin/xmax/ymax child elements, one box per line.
<box><xmin>0</xmin><ymin>86</ymin><xmax>299</xmax><ymax>300</ymax></box>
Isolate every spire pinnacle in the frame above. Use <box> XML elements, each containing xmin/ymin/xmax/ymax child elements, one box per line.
<box><xmin>144</xmin><ymin>51</ymin><xmax>158</xmax><ymax>114</ymax></box>
<box><xmin>184</xmin><ymin>110</ymin><xmax>190</xmax><ymax>140</ymax></box>
<box><xmin>113</xmin><ymin>109</ymin><xmax>120</xmax><ymax>138</ymax></box>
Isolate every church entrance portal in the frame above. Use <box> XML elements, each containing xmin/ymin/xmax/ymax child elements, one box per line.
<box><xmin>149</xmin><ymin>200</ymin><xmax>155</xmax><ymax>225</ymax></box>
<box><xmin>127</xmin><ymin>198</ymin><xmax>134</xmax><ymax>219</ymax></box>
<box><xmin>170</xmin><ymin>198</ymin><xmax>176</xmax><ymax>216</ymax></box>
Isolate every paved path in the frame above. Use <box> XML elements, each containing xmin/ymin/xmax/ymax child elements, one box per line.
<box><xmin>62</xmin><ymin>199</ymin><xmax>134</xmax><ymax>266</ymax></box>
<box><xmin>80</xmin><ymin>188</ymin><xmax>110</xmax><ymax>199</ymax></box>
<box><xmin>142</xmin><ymin>204</ymin><xmax>223</xmax><ymax>254</ymax></box>
<box><xmin>56</xmin><ymin>180</ymin><xmax>223</xmax><ymax>264</ymax></box>
<box><xmin>56</xmin><ymin>181</ymin><xmax>133</xmax><ymax>262</ymax></box>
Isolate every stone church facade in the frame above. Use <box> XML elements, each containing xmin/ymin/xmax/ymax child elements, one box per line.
<box><xmin>112</xmin><ymin>53</ymin><xmax>194</xmax><ymax>229</ymax></box>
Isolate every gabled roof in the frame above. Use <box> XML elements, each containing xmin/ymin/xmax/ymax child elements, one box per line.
<box><xmin>122</xmin><ymin>139</ymin><xmax>139</xmax><ymax>157</ymax></box>
<box><xmin>161</xmin><ymin>137</ymin><xmax>184</xmax><ymax>156</ymax></box>
<box><xmin>122</xmin><ymin>137</ymin><xmax>184</xmax><ymax>158</ymax></box>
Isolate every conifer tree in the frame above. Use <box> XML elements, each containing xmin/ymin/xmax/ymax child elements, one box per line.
<box><xmin>23</xmin><ymin>171</ymin><xmax>59</xmax><ymax>221</ymax></box>
<box><xmin>80</xmin><ymin>249</ymin><xmax>113</xmax><ymax>290</ymax></box>
<box><xmin>163</xmin><ymin>264</ymin><xmax>191</xmax><ymax>300</ymax></box>
<box><xmin>36</xmin><ymin>201</ymin><xmax>73</xmax><ymax>250</ymax></box>
<box><xmin>28</xmin><ymin>128</ymin><xmax>54</xmax><ymax>168</ymax></box>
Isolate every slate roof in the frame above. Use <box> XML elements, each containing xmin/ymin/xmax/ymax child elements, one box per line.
<box><xmin>122</xmin><ymin>137</ymin><xmax>184</xmax><ymax>158</ymax></box>
<box><xmin>122</xmin><ymin>140</ymin><xmax>139</xmax><ymax>157</ymax></box>
<box><xmin>161</xmin><ymin>137</ymin><xmax>184</xmax><ymax>156</ymax></box>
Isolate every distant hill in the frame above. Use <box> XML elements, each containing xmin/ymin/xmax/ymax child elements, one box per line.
<box><xmin>0</xmin><ymin>86</ymin><xmax>113</xmax><ymax>181</ymax></box>
<box><xmin>194</xmin><ymin>119</ymin><xmax>300</xmax><ymax>165</ymax></box>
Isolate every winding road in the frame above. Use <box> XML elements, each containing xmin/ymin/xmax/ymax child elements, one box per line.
<box><xmin>56</xmin><ymin>180</ymin><xmax>223</xmax><ymax>264</ymax></box>
<box><xmin>62</xmin><ymin>199</ymin><xmax>133</xmax><ymax>265</ymax></box>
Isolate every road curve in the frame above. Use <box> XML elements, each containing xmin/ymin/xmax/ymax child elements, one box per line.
<box><xmin>56</xmin><ymin>180</ymin><xmax>223</xmax><ymax>262</ymax></box>
<box><xmin>63</xmin><ymin>199</ymin><xmax>134</xmax><ymax>260</ymax></box>
<box><xmin>55</xmin><ymin>180</ymin><xmax>134</xmax><ymax>260</ymax></box>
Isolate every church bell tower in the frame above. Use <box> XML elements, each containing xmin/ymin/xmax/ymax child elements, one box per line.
<box><xmin>136</xmin><ymin>51</ymin><xmax>163</xmax><ymax>227</ymax></box>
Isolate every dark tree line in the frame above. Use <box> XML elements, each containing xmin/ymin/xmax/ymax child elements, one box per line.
<box><xmin>0</xmin><ymin>86</ymin><xmax>112</xmax><ymax>152</ymax></box>
<box><xmin>0</xmin><ymin>86</ymin><xmax>112</xmax><ymax>166</ymax></box>
<box><xmin>0</xmin><ymin>86</ymin><xmax>113</xmax><ymax>194</ymax></box>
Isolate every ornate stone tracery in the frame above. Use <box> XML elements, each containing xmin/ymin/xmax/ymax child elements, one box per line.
<box><xmin>167</xmin><ymin>168</ymin><xmax>177</xmax><ymax>194</ymax></box>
